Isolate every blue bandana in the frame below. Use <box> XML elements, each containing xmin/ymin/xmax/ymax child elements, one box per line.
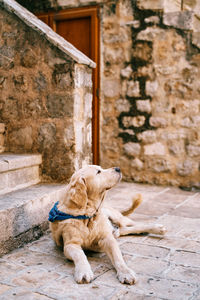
<box><xmin>48</xmin><ymin>201</ymin><xmax>93</xmax><ymax>223</ymax></box>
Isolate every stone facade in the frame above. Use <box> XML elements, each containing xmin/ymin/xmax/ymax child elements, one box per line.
<box><xmin>0</xmin><ymin>2</ymin><xmax>94</xmax><ymax>181</ymax></box>
<box><xmin>9</xmin><ymin>0</ymin><xmax>200</xmax><ymax>187</ymax></box>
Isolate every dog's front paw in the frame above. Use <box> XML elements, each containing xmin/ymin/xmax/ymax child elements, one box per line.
<box><xmin>153</xmin><ymin>224</ymin><xmax>167</xmax><ymax>235</ymax></box>
<box><xmin>75</xmin><ymin>266</ymin><xmax>94</xmax><ymax>284</ymax></box>
<box><xmin>117</xmin><ymin>268</ymin><xmax>137</xmax><ymax>285</ymax></box>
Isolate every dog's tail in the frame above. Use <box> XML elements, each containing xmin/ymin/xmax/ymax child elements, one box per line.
<box><xmin>121</xmin><ymin>193</ymin><xmax>142</xmax><ymax>216</ymax></box>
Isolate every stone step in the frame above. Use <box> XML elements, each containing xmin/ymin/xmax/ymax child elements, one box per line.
<box><xmin>0</xmin><ymin>183</ymin><xmax>66</xmax><ymax>256</ymax></box>
<box><xmin>0</xmin><ymin>153</ymin><xmax>42</xmax><ymax>195</ymax></box>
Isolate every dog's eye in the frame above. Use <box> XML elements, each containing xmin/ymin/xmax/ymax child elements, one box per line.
<box><xmin>97</xmin><ymin>170</ymin><xmax>101</xmax><ymax>174</ymax></box>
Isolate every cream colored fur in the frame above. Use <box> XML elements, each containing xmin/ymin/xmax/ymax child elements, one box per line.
<box><xmin>50</xmin><ymin>165</ymin><xmax>166</xmax><ymax>284</ymax></box>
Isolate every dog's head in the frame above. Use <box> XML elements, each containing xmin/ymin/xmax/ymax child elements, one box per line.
<box><xmin>63</xmin><ymin>165</ymin><xmax>122</xmax><ymax>216</ymax></box>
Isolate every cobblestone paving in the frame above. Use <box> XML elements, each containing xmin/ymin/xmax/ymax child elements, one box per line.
<box><xmin>0</xmin><ymin>182</ymin><xmax>200</xmax><ymax>300</ymax></box>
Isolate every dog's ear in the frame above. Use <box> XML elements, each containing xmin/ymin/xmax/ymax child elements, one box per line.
<box><xmin>67</xmin><ymin>174</ymin><xmax>88</xmax><ymax>213</ymax></box>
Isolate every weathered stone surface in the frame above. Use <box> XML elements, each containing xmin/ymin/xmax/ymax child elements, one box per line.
<box><xmin>145</xmin><ymin>81</ymin><xmax>158</xmax><ymax>97</ymax></box>
<box><xmin>46</xmin><ymin>94</ymin><xmax>73</xmax><ymax>118</ymax></box>
<box><xmin>104</xmin><ymin>47</ymin><xmax>125</xmax><ymax>64</ymax></box>
<box><xmin>137</xmin><ymin>130</ymin><xmax>156</xmax><ymax>144</ymax></box>
<box><xmin>137</xmin><ymin>0</ymin><xmax>164</xmax><ymax>10</ymax></box>
<box><xmin>122</xmin><ymin>116</ymin><xmax>145</xmax><ymax>128</ymax></box>
<box><xmin>115</xmin><ymin>98</ymin><xmax>130</xmax><ymax>113</ymax></box>
<box><xmin>149</xmin><ymin>117</ymin><xmax>168</xmax><ymax>128</ymax></box>
<box><xmin>0</xmin><ymin>183</ymin><xmax>66</xmax><ymax>256</ymax></box>
<box><xmin>9</xmin><ymin>127</ymin><xmax>33</xmax><ymax>151</ymax></box>
<box><xmin>104</xmin><ymin>79</ymin><xmax>120</xmax><ymax>98</ymax></box>
<box><xmin>131</xmin><ymin>157</ymin><xmax>144</xmax><ymax>170</ymax></box>
<box><xmin>145</xmin><ymin>16</ymin><xmax>160</xmax><ymax>24</ymax></box>
<box><xmin>20</xmin><ymin>48</ymin><xmax>37</xmax><ymax>68</ymax></box>
<box><xmin>120</xmin><ymin>65</ymin><xmax>132</xmax><ymax>78</ymax></box>
<box><xmin>176</xmin><ymin>160</ymin><xmax>195</xmax><ymax>176</ymax></box>
<box><xmin>136</xmin><ymin>100</ymin><xmax>151</xmax><ymax>113</ymax></box>
<box><xmin>186</xmin><ymin>144</ymin><xmax>200</xmax><ymax>157</ymax></box>
<box><xmin>148</xmin><ymin>158</ymin><xmax>171</xmax><ymax>173</ymax></box>
<box><xmin>144</xmin><ymin>143</ymin><xmax>166</xmax><ymax>156</ymax></box>
<box><xmin>124</xmin><ymin>142</ymin><xmax>141</xmax><ymax>157</ymax></box>
<box><xmin>163</xmin><ymin>11</ymin><xmax>195</xmax><ymax>30</ymax></box>
<box><xmin>192</xmin><ymin>32</ymin><xmax>200</xmax><ymax>49</ymax></box>
<box><xmin>127</xmin><ymin>80</ymin><xmax>140</xmax><ymax>97</ymax></box>
<box><xmin>132</xmin><ymin>41</ymin><xmax>152</xmax><ymax>63</ymax></box>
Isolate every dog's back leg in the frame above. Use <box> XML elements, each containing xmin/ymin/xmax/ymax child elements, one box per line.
<box><xmin>119</xmin><ymin>223</ymin><xmax>167</xmax><ymax>236</ymax></box>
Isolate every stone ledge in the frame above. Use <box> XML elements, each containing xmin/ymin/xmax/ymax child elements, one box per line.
<box><xmin>0</xmin><ymin>0</ymin><xmax>96</xmax><ymax>68</ymax></box>
<box><xmin>0</xmin><ymin>154</ymin><xmax>42</xmax><ymax>173</ymax></box>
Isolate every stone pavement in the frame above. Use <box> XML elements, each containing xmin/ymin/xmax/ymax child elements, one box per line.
<box><xmin>0</xmin><ymin>182</ymin><xmax>200</xmax><ymax>300</ymax></box>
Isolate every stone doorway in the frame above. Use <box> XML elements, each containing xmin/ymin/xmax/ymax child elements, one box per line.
<box><xmin>36</xmin><ymin>6</ymin><xmax>100</xmax><ymax>164</ymax></box>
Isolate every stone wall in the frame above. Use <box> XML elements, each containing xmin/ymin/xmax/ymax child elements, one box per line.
<box><xmin>0</xmin><ymin>3</ymin><xmax>93</xmax><ymax>181</ymax></box>
<box><xmin>101</xmin><ymin>0</ymin><xmax>200</xmax><ymax>187</ymax></box>
<box><xmin>13</xmin><ymin>0</ymin><xmax>200</xmax><ymax>187</ymax></box>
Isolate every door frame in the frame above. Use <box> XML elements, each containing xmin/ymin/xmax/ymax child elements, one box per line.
<box><xmin>37</xmin><ymin>6</ymin><xmax>100</xmax><ymax>165</ymax></box>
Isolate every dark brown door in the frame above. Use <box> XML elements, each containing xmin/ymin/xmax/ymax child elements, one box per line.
<box><xmin>37</xmin><ymin>7</ymin><xmax>100</xmax><ymax>164</ymax></box>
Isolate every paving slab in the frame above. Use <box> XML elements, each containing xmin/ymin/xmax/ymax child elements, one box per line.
<box><xmin>0</xmin><ymin>182</ymin><xmax>199</xmax><ymax>300</ymax></box>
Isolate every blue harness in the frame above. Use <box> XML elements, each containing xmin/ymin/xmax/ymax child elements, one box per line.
<box><xmin>48</xmin><ymin>201</ymin><xmax>93</xmax><ymax>223</ymax></box>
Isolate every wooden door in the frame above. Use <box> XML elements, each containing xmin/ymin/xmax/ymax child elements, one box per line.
<box><xmin>37</xmin><ymin>6</ymin><xmax>100</xmax><ymax>164</ymax></box>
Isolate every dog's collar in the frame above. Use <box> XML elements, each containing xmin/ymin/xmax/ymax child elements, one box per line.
<box><xmin>48</xmin><ymin>201</ymin><xmax>93</xmax><ymax>223</ymax></box>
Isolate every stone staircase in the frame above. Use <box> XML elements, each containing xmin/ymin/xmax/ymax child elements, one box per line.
<box><xmin>0</xmin><ymin>126</ymin><xmax>66</xmax><ymax>256</ymax></box>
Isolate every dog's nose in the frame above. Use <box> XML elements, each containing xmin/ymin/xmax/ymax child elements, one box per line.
<box><xmin>115</xmin><ymin>167</ymin><xmax>121</xmax><ymax>173</ymax></box>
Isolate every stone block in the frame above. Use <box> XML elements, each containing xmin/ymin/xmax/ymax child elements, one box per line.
<box><xmin>0</xmin><ymin>154</ymin><xmax>42</xmax><ymax>195</ymax></box>
<box><xmin>137</xmin><ymin>27</ymin><xmax>166</xmax><ymax>42</ymax></box>
<box><xmin>46</xmin><ymin>94</ymin><xmax>73</xmax><ymax>118</ymax></box>
<box><xmin>144</xmin><ymin>16</ymin><xmax>160</xmax><ymax>24</ymax></box>
<box><xmin>137</xmin><ymin>0</ymin><xmax>164</xmax><ymax>10</ymax></box>
<box><xmin>9</xmin><ymin>127</ymin><xmax>33</xmax><ymax>151</ymax></box>
<box><xmin>104</xmin><ymin>47</ymin><xmax>124</xmax><ymax>64</ymax></box>
<box><xmin>149</xmin><ymin>117</ymin><xmax>168</xmax><ymax>128</ymax></box>
<box><xmin>124</xmin><ymin>142</ymin><xmax>141</xmax><ymax>156</ymax></box>
<box><xmin>132</xmin><ymin>41</ymin><xmax>152</xmax><ymax>63</ymax></box>
<box><xmin>104</xmin><ymin>79</ymin><xmax>120</xmax><ymax>98</ymax></box>
<box><xmin>144</xmin><ymin>142</ymin><xmax>166</xmax><ymax>156</ymax></box>
<box><xmin>137</xmin><ymin>130</ymin><xmax>156</xmax><ymax>144</ymax></box>
<box><xmin>148</xmin><ymin>158</ymin><xmax>171</xmax><ymax>173</ymax></box>
<box><xmin>176</xmin><ymin>160</ymin><xmax>195</xmax><ymax>176</ymax></box>
<box><xmin>33</xmin><ymin>72</ymin><xmax>47</xmax><ymax>92</ymax></box>
<box><xmin>20</xmin><ymin>48</ymin><xmax>37</xmax><ymax>68</ymax></box>
<box><xmin>186</xmin><ymin>144</ymin><xmax>200</xmax><ymax>157</ymax></box>
<box><xmin>115</xmin><ymin>98</ymin><xmax>130</xmax><ymax>113</ymax></box>
<box><xmin>120</xmin><ymin>65</ymin><xmax>132</xmax><ymax>78</ymax></box>
<box><xmin>163</xmin><ymin>11</ymin><xmax>195</xmax><ymax>30</ymax></box>
<box><xmin>123</xmin><ymin>116</ymin><xmax>145</xmax><ymax>128</ymax></box>
<box><xmin>192</xmin><ymin>32</ymin><xmax>200</xmax><ymax>49</ymax></box>
<box><xmin>145</xmin><ymin>80</ymin><xmax>158</xmax><ymax>97</ymax></box>
<box><xmin>74</xmin><ymin>65</ymin><xmax>92</xmax><ymax>88</ymax></box>
<box><xmin>52</xmin><ymin>64</ymin><xmax>72</xmax><ymax>89</ymax></box>
<box><xmin>168</xmin><ymin>141</ymin><xmax>184</xmax><ymax>156</ymax></box>
<box><xmin>131</xmin><ymin>157</ymin><xmax>144</xmax><ymax>170</ymax></box>
<box><xmin>127</xmin><ymin>80</ymin><xmax>140</xmax><ymax>97</ymax></box>
<box><xmin>38</xmin><ymin>123</ymin><xmax>57</xmax><ymax>151</ymax></box>
<box><xmin>129</xmin><ymin>20</ymin><xmax>140</xmax><ymax>28</ymax></box>
<box><xmin>136</xmin><ymin>99</ymin><xmax>151</xmax><ymax>113</ymax></box>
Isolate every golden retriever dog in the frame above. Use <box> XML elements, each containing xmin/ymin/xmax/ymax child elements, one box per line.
<box><xmin>49</xmin><ymin>165</ymin><xmax>166</xmax><ymax>284</ymax></box>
